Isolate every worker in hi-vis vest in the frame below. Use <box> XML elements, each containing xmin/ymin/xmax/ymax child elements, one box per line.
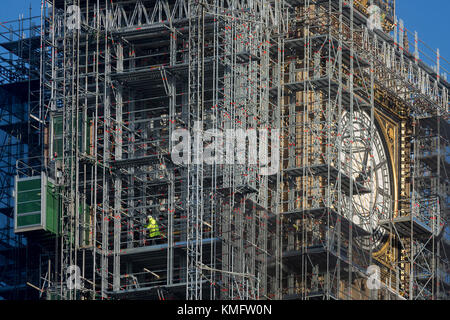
<box><xmin>146</xmin><ymin>215</ymin><xmax>161</xmax><ymax>239</ymax></box>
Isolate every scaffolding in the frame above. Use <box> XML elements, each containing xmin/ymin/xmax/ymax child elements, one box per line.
<box><xmin>0</xmin><ymin>11</ymin><xmax>45</xmax><ymax>299</ymax></box>
<box><xmin>0</xmin><ymin>0</ymin><xmax>448</xmax><ymax>300</ymax></box>
<box><xmin>269</xmin><ymin>0</ymin><xmax>449</xmax><ymax>300</ymax></box>
<box><xmin>33</xmin><ymin>0</ymin><xmax>288</xmax><ymax>300</ymax></box>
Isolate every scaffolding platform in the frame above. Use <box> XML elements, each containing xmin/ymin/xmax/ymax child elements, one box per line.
<box><xmin>0</xmin><ymin>36</ymin><xmax>41</xmax><ymax>61</ymax></box>
<box><xmin>267</xmin><ymin>243</ymin><xmax>367</xmax><ymax>277</ymax></box>
<box><xmin>272</xmin><ymin>76</ymin><xmax>371</xmax><ymax>111</ymax></box>
<box><xmin>284</xmin><ymin>164</ymin><xmax>371</xmax><ymax>196</ymax></box>
<box><xmin>418</xmin><ymin>116</ymin><xmax>450</xmax><ymax>139</ymax></box>
<box><xmin>285</xmin><ymin>34</ymin><xmax>371</xmax><ymax>68</ymax></box>
<box><xmin>282</xmin><ymin>290</ymin><xmax>338</xmax><ymax>300</ymax></box>
<box><xmin>282</xmin><ymin>291</ymin><xmax>338</xmax><ymax>300</ymax></box>
<box><xmin>379</xmin><ymin>216</ymin><xmax>437</xmax><ymax>240</ymax></box>
<box><xmin>120</xmin><ymin>238</ymin><xmax>220</xmax><ymax>261</ymax></box>
<box><xmin>416</xmin><ymin>154</ymin><xmax>450</xmax><ymax>174</ymax></box>
<box><xmin>304</xmin><ymin>291</ymin><xmax>338</xmax><ymax>300</ymax></box>
<box><xmin>416</xmin><ymin>271</ymin><xmax>450</xmax><ymax>291</ymax></box>
<box><xmin>111</xmin><ymin>154</ymin><xmax>172</xmax><ymax>169</ymax></box>
<box><xmin>245</xmin><ymin>198</ymin><xmax>274</xmax><ymax>217</ymax></box>
<box><xmin>280</xmin><ymin>207</ymin><xmax>371</xmax><ymax>238</ymax></box>
<box><xmin>217</xmin><ymin>184</ymin><xmax>258</xmax><ymax>198</ymax></box>
<box><xmin>107</xmin><ymin>281</ymin><xmax>209</xmax><ymax>300</ymax></box>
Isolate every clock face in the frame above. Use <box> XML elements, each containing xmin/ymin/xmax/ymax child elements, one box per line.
<box><xmin>340</xmin><ymin>110</ymin><xmax>392</xmax><ymax>251</ymax></box>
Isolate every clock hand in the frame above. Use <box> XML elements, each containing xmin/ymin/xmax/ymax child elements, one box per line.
<box><xmin>361</xmin><ymin>147</ymin><xmax>370</xmax><ymax>174</ymax></box>
<box><xmin>356</xmin><ymin>147</ymin><xmax>370</xmax><ymax>183</ymax></box>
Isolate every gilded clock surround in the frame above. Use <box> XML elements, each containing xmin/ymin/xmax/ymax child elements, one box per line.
<box><xmin>372</xmin><ymin>108</ymin><xmax>400</xmax><ymax>266</ymax></box>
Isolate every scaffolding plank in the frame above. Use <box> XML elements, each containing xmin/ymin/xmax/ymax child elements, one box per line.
<box><xmin>284</xmin><ymin>164</ymin><xmax>371</xmax><ymax>196</ymax></box>
<box><xmin>280</xmin><ymin>207</ymin><xmax>371</xmax><ymax>237</ymax></box>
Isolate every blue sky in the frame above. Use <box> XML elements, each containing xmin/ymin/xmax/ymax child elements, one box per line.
<box><xmin>0</xmin><ymin>0</ymin><xmax>449</xmax><ymax>66</ymax></box>
<box><xmin>396</xmin><ymin>0</ymin><xmax>450</xmax><ymax>72</ymax></box>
